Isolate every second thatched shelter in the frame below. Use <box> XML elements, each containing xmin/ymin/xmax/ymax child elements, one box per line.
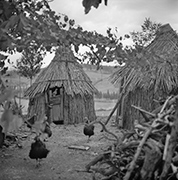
<box><xmin>25</xmin><ymin>45</ymin><xmax>98</xmax><ymax>125</ymax></box>
<box><xmin>111</xmin><ymin>24</ymin><xmax>178</xmax><ymax>130</ymax></box>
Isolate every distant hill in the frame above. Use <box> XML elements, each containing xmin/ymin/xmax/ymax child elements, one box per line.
<box><xmin>82</xmin><ymin>64</ymin><xmax>120</xmax><ymax>93</ymax></box>
<box><xmin>81</xmin><ymin>64</ymin><xmax>118</xmax><ymax>74</ymax></box>
<box><xmin>2</xmin><ymin>64</ymin><xmax>121</xmax><ymax>93</ymax></box>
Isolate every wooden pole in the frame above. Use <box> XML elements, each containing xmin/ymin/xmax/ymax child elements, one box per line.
<box><xmin>104</xmin><ymin>91</ymin><xmax>124</xmax><ymax>126</ymax></box>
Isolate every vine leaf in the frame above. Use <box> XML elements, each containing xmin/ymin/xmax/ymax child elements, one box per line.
<box><xmin>82</xmin><ymin>0</ymin><xmax>108</xmax><ymax>14</ymax></box>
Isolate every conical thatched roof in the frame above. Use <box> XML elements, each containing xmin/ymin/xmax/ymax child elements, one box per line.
<box><xmin>146</xmin><ymin>24</ymin><xmax>178</xmax><ymax>56</ymax></box>
<box><xmin>111</xmin><ymin>23</ymin><xmax>178</xmax><ymax>97</ymax></box>
<box><xmin>25</xmin><ymin>45</ymin><xmax>98</xmax><ymax>98</ymax></box>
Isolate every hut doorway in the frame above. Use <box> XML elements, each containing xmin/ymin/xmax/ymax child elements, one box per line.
<box><xmin>49</xmin><ymin>86</ymin><xmax>64</xmax><ymax>125</ymax></box>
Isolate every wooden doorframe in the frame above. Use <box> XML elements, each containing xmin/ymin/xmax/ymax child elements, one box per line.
<box><xmin>49</xmin><ymin>86</ymin><xmax>64</xmax><ymax>123</ymax></box>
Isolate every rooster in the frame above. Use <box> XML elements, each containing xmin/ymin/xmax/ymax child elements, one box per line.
<box><xmin>29</xmin><ymin>136</ymin><xmax>50</xmax><ymax>167</ymax></box>
<box><xmin>83</xmin><ymin>117</ymin><xmax>95</xmax><ymax>143</ymax></box>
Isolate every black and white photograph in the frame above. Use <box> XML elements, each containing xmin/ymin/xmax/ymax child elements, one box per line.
<box><xmin>0</xmin><ymin>0</ymin><xmax>178</xmax><ymax>179</ymax></box>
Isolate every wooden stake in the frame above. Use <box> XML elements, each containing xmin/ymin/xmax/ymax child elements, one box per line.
<box><xmin>103</xmin><ymin>92</ymin><xmax>124</xmax><ymax>127</ymax></box>
<box><xmin>132</xmin><ymin>105</ymin><xmax>156</xmax><ymax>123</ymax></box>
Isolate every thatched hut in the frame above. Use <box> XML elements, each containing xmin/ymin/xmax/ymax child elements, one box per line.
<box><xmin>111</xmin><ymin>24</ymin><xmax>178</xmax><ymax>130</ymax></box>
<box><xmin>25</xmin><ymin>45</ymin><xmax>98</xmax><ymax>125</ymax></box>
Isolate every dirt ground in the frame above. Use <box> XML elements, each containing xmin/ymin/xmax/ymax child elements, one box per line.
<box><xmin>0</xmin><ymin>117</ymin><xmax>121</xmax><ymax>180</ymax></box>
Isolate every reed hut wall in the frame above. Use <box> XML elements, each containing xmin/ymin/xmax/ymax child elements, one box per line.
<box><xmin>27</xmin><ymin>90</ymin><xmax>96</xmax><ymax>125</ymax></box>
<box><xmin>0</xmin><ymin>78</ymin><xmax>5</xmax><ymax>93</ymax></box>
<box><xmin>64</xmin><ymin>93</ymin><xmax>96</xmax><ymax>125</ymax></box>
<box><xmin>117</xmin><ymin>78</ymin><xmax>170</xmax><ymax>130</ymax></box>
<box><xmin>120</xmin><ymin>88</ymin><xmax>158</xmax><ymax>130</ymax></box>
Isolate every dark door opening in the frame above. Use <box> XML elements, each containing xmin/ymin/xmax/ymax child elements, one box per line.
<box><xmin>49</xmin><ymin>86</ymin><xmax>64</xmax><ymax>125</ymax></box>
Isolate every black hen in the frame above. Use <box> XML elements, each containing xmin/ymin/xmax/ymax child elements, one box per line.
<box><xmin>29</xmin><ymin>136</ymin><xmax>50</xmax><ymax>167</ymax></box>
<box><xmin>0</xmin><ymin>125</ymin><xmax>5</xmax><ymax>148</ymax></box>
<box><xmin>83</xmin><ymin>117</ymin><xmax>95</xmax><ymax>143</ymax></box>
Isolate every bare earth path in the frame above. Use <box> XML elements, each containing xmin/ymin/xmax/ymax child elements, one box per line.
<box><xmin>0</xmin><ymin>117</ymin><xmax>120</xmax><ymax>180</ymax></box>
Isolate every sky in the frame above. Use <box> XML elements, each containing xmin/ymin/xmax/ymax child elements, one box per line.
<box><xmin>8</xmin><ymin>0</ymin><xmax>178</xmax><ymax>68</ymax></box>
<box><xmin>50</xmin><ymin>0</ymin><xmax>178</xmax><ymax>36</ymax></box>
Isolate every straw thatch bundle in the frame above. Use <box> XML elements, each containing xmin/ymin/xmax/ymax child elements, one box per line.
<box><xmin>111</xmin><ymin>24</ymin><xmax>178</xmax><ymax>130</ymax></box>
<box><xmin>25</xmin><ymin>45</ymin><xmax>98</xmax><ymax>125</ymax></box>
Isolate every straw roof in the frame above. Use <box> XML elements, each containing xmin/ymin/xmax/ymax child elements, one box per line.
<box><xmin>146</xmin><ymin>24</ymin><xmax>178</xmax><ymax>56</ymax></box>
<box><xmin>111</xmin><ymin>24</ymin><xmax>178</xmax><ymax>97</ymax></box>
<box><xmin>25</xmin><ymin>45</ymin><xmax>98</xmax><ymax>98</ymax></box>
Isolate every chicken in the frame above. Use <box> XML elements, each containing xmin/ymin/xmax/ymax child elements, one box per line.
<box><xmin>29</xmin><ymin>136</ymin><xmax>50</xmax><ymax>167</ymax></box>
<box><xmin>0</xmin><ymin>125</ymin><xmax>5</xmax><ymax>148</ymax></box>
<box><xmin>83</xmin><ymin>117</ymin><xmax>95</xmax><ymax>143</ymax></box>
